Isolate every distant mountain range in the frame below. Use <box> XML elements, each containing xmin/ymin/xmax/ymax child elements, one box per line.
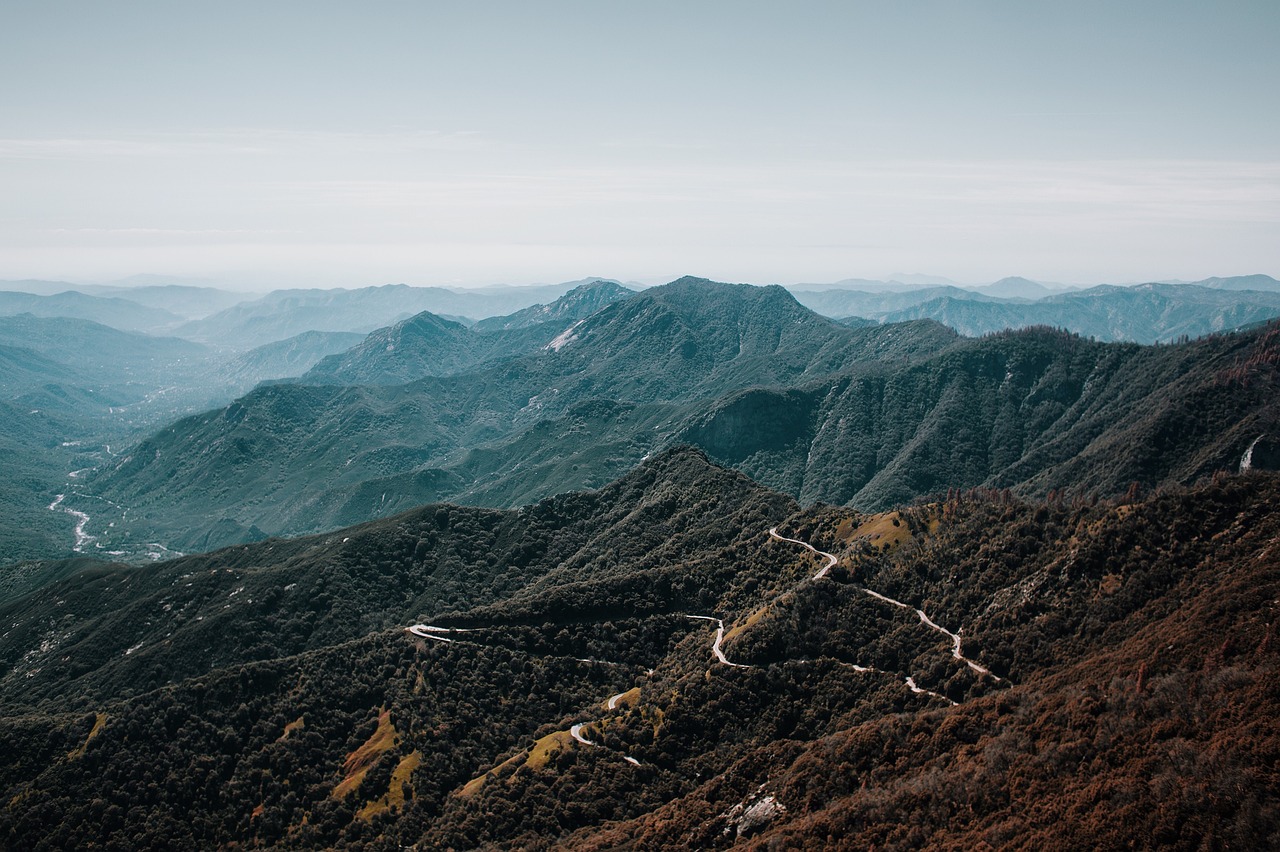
<box><xmin>0</xmin><ymin>284</ymin><xmax>649</xmax><ymax>559</ymax></box>
<box><xmin>74</xmin><ymin>278</ymin><xmax>1280</xmax><ymax>556</ymax></box>
<box><xmin>0</xmin><ymin>314</ymin><xmax>218</xmax><ymax>430</ymax></box>
<box><xmin>173</xmin><ymin>278</ymin><xmax>630</xmax><ymax>349</ymax></box>
<box><xmin>787</xmin><ymin>274</ymin><xmax>1061</xmax><ymax>297</ymax></box>
<box><xmin>471</xmin><ymin>280</ymin><xmax>634</xmax><ymax>332</ymax></box>
<box><xmin>3</xmin><ymin>273</ymin><xmax>1277</xmax><ymax>347</ymax></box>
<box><xmin>0</xmin><ymin>276</ymin><xmax>635</xmax><ymax>344</ymax></box>
<box><xmin>1189</xmin><ymin>273</ymin><xmax>1280</xmax><ymax>292</ymax></box>
<box><xmin>219</xmin><ymin>330</ymin><xmax>369</xmax><ymax>394</ymax></box>
<box><xmin>788</xmin><ymin>275</ymin><xmax>1280</xmax><ymax>342</ymax></box>
<box><xmin>6</xmin><ymin>272</ymin><xmax>1280</xmax><ymax>561</ymax></box>
<box><xmin>868</xmin><ymin>282</ymin><xmax>1280</xmax><ymax>344</ymax></box>
<box><xmin>73</xmin><ymin>280</ymin><xmax>941</xmax><ymax>550</ymax></box>
<box><xmin>0</xmin><ymin>290</ymin><xmax>185</xmax><ymax>333</ymax></box>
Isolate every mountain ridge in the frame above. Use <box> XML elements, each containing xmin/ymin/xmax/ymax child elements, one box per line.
<box><xmin>301</xmin><ymin>280</ymin><xmax>636</xmax><ymax>386</ymax></box>
<box><xmin>84</xmin><ymin>298</ymin><xmax>1280</xmax><ymax>555</ymax></box>
<box><xmin>82</xmin><ymin>279</ymin><xmax>960</xmax><ymax>551</ymax></box>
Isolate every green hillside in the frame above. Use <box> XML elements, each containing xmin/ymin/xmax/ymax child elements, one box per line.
<box><xmin>687</xmin><ymin>323</ymin><xmax>1280</xmax><ymax>508</ymax></box>
<box><xmin>85</xmin><ymin>279</ymin><xmax>958</xmax><ymax>551</ymax></box>
<box><xmin>85</xmin><ymin>285</ymin><xmax>1279</xmax><ymax>556</ymax></box>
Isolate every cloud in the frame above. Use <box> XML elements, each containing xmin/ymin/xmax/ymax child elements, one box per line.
<box><xmin>267</xmin><ymin>159</ymin><xmax>1280</xmax><ymax>227</ymax></box>
<box><xmin>1</xmin><ymin>154</ymin><xmax>1275</xmax><ymax>285</ymax></box>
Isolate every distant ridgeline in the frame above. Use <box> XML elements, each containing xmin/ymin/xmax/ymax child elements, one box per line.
<box><xmin>61</xmin><ymin>277</ymin><xmax>1280</xmax><ymax>555</ymax></box>
<box><xmin>787</xmin><ymin>274</ymin><xmax>1280</xmax><ymax>344</ymax></box>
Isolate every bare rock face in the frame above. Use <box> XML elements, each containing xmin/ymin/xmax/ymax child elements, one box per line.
<box><xmin>1241</xmin><ymin>434</ymin><xmax>1280</xmax><ymax>472</ymax></box>
<box><xmin>722</xmin><ymin>787</ymin><xmax>786</xmax><ymax>839</ymax></box>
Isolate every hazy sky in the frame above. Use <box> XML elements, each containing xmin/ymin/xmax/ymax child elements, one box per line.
<box><xmin>2</xmin><ymin>1</ymin><xmax>1277</xmax><ymax>288</ymax></box>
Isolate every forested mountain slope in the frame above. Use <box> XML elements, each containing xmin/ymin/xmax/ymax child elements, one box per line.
<box><xmin>1</xmin><ymin>450</ymin><xmax>1276</xmax><ymax>848</ymax></box>
<box><xmin>686</xmin><ymin>322</ymin><xmax>1280</xmax><ymax>508</ymax></box>
<box><xmin>0</xmin><ymin>448</ymin><xmax>795</xmax><ymax>709</ymax></box>
<box><xmin>562</xmin><ymin>474</ymin><xmax>1280</xmax><ymax>850</ymax></box>
<box><xmin>83</xmin><ymin>280</ymin><xmax>958</xmax><ymax>551</ymax></box>
<box><xmin>87</xmin><ymin>299</ymin><xmax>1279</xmax><ymax>556</ymax></box>
<box><xmin>300</xmin><ymin>281</ymin><xmax>635</xmax><ymax>386</ymax></box>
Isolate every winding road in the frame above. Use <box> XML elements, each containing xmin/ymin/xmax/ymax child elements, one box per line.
<box><xmin>408</xmin><ymin>518</ymin><xmax>1004</xmax><ymax>788</ymax></box>
<box><xmin>785</xmin><ymin>657</ymin><xmax>956</xmax><ymax>707</ymax></box>
<box><xmin>406</xmin><ymin>624</ymin><xmax>474</xmax><ymax>642</ymax></box>
<box><xmin>905</xmin><ymin>675</ymin><xmax>957</xmax><ymax>706</ymax></box>
<box><xmin>686</xmin><ymin>615</ymin><xmax>752</xmax><ymax>668</ymax></box>
<box><xmin>405</xmin><ymin>623</ymin><xmax>648</xmax><ymax>768</ymax></box>
<box><xmin>770</xmin><ymin>526</ymin><xmax>1000</xmax><ymax>682</ymax></box>
<box><xmin>860</xmin><ymin>587</ymin><xmax>999</xmax><ymax>680</ymax></box>
<box><xmin>768</xmin><ymin>527</ymin><xmax>837</xmax><ymax>579</ymax></box>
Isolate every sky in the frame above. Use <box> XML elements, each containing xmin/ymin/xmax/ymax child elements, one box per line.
<box><xmin>1</xmin><ymin>1</ymin><xmax>1277</xmax><ymax>289</ymax></box>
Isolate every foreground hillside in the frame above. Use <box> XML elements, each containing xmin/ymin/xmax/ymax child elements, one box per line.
<box><xmin>1</xmin><ymin>449</ymin><xmax>1276</xmax><ymax>848</ymax></box>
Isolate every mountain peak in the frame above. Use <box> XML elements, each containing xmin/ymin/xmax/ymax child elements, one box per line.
<box><xmin>642</xmin><ymin>277</ymin><xmax>804</xmax><ymax>310</ymax></box>
<box><xmin>980</xmin><ymin>276</ymin><xmax>1052</xmax><ymax>299</ymax></box>
<box><xmin>301</xmin><ymin>309</ymin><xmax>477</xmax><ymax>385</ymax></box>
<box><xmin>472</xmin><ymin>280</ymin><xmax>634</xmax><ymax>333</ymax></box>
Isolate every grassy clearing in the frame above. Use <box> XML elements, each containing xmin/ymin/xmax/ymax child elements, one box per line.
<box><xmin>603</xmin><ymin>686</ymin><xmax>641</xmax><ymax>712</ymax></box>
<box><xmin>279</xmin><ymin>716</ymin><xmax>305</xmax><ymax>741</ymax></box>
<box><xmin>458</xmin><ymin>720</ymin><xmax>603</xmax><ymax>800</ymax></box>
<box><xmin>357</xmin><ymin>749</ymin><xmax>422</xmax><ymax>820</ymax></box>
<box><xmin>331</xmin><ymin>708</ymin><xmax>398</xmax><ymax>799</ymax></box>
<box><xmin>724</xmin><ymin>604</ymin><xmax>771</xmax><ymax>643</ymax></box>
<box><xmin>847</xmin><ymin>511</ymin><xmax>911</xmax><ymax>550</ymax></box>
<box><xmin>67</xmin><ymin>713</ymin><xmax>106</xmax><ymax>760</ymax></box>
<box><xmin>526</xmin><ymin>730</ymin><xmax>575</xmax><ymax>770</ymax></box>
